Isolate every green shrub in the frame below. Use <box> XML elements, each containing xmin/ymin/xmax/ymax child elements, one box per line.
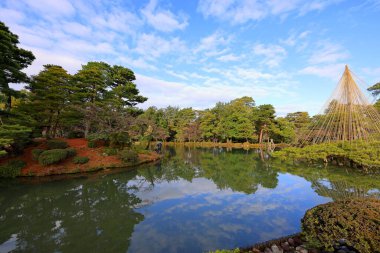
<box><xmin>87</xmin><ymin>140</ymin><xmax>97</xmax><ymax>148</ymax></box>
<box><xmin>109</xmin><ymin>132</ymin><xmax>131</xmax><ymax>149</ymax></box>
<box><xmin>0</xmin><ymin>160</ymin><xmax>26</xmax><ymax>178</ymax></box>
<box><xmin>31</xmin><ymin>148</ymin><xmax>44</xmax><ymax>160</ymax></box>
<box><xmin>38</xmin><ymin>149</ymin><xmax>68</xmax><ymax>166</ymax></box>
<box><xmin>67</xmin><ymin>131</ymin><xmax>84</xmax><ymax>139</ymax></box>
<box><xmin>46</xmin><ymin>139</ymin><xmax>68</xmax><ymax>149</ymax></box>
<box><xmin>302</xmin><ymin>198</ymin><xmax>380</xmax><ymax>253</ymax></box>
<box><xmin>65</xmin><ymin>148</ymin><xmax>77</xmax><ymax>157</ymax></box>
<box><xmin>103</xmin><ymin>147</ymin><xmax>118</xmax><ymax>156</ymax></box>
<box><xmin>118</xmin><ymin>149</ymin><xmax>138</xmax><ymax>163</ymax></box>
<box><xmin>73</xmin><ymin>156</ymin><xmax>89</xmax><ymax>164</ymax></box>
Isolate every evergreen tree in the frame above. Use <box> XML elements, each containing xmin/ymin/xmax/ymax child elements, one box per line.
<box><xmin>0</xmin><ymin>21</ymin><xmax>35</xmax><ymax>112</ymax></box>
<box><xmin>27</xmin><ymin>65</ymin><xmax>73</xmax><ymax>138</ymax></box>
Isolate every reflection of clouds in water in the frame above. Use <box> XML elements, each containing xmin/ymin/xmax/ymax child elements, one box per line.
<box><xmin>131</xmin><ymin>177</ymin><xmax>234</xmax><ymax>205</ymax></box>
<box><xmin>127</xmin><ymin>173</ymin><xmax>330</xmax><ymax>253</ymax></box>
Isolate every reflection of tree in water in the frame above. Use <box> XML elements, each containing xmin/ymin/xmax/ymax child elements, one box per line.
<box><xmin>137</xmin><ymin>147</ymin><xmax>279</xmax><ymax>194</ymax></box>
<box><xmin>276</xmin><ymin>164</ymin><xmax>380</xmax><ymax>201</ymax></box>
<box><xmin>0</xmin><ymin>172</ymin><xmax>144</xmax><ymax>252</ymax></box>
<box><xmin>311</xmin><ymin>180</ymin><xmax>380</xmax><ymax>200</ymax></box>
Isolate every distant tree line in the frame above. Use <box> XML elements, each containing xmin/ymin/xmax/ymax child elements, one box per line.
<box><xmin>1</xmin><ymin>21</ymin><xmax>380</xmax><ymax>156</ymax></box>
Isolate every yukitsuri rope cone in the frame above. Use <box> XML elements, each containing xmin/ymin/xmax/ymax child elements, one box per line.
<box><xmin>300</xmin><ymin>65</ymin><xmax>380</xmax><ymax>145</ymax></box>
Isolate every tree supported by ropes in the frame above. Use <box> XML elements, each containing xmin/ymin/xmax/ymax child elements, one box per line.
<box><xmin>300</xmin><ymin>65</ymin><xmax>380</xmax><ymax>145</ymax></box>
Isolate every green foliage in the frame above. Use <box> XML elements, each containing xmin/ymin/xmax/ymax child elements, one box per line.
<box><xmin>109</xmin><ymin>132</ymin><xmax>131</xmax><ymax>149</ymax></box>
<box><xmin>27</xmin><ymin>65</ymin><xmax>73</xmax><ymax>138</ymax></box>
<box><xmin>0</xmin><ymin>21</ymin><xmax>35</xmax><ymax>111</ymax></box>
<box><xmin>103</xmin><ymin>147</ymin><xmax>118</xmax><ymax>156</ymax></box>
<box><xmin>118</xmin><ymin>149</ymin><xmax>138</xmax><ymax>163</ymax></box>
<box><xmin>0</xmin><ymin>124</ymin><xmax>32</xmax><ymax>154</ymax></box>
<box><xmin>0</xmin><ymin>160</ymin><xmax>26</xmax><ymax>178</ymax></box>
<box><xmin>65</xmin><ymin>148</ymin><xmax>77</xmax><ymax>157</ymax></box>
<box><xmin>87</xmin><ymin>140</ymin><xmax>97</xmax><ymax>148</ymax></box>
<box><xmin>31</xmin><ymin>148</ymin><xmax>44</xmax><ymax>160</ymax></box>
<box><xmin>38</xmin><ymin>149</ymin><xmax>68</xmax><ymax>166</ymax></box>
<box><xmin>302</xmin><ymin>198</ymin><xmax>380</xmax><ymax>253</ymax></box>
<box><xmin>73</xmin><ymin>156</ymin><xmax>89</xmax><ymax>164</ymax></box>
<box><xmin>272</xmin><ymin>141</ymin><xmax>380</xmax><ymax>170</ymax></box>
<box><xmin>46</xmin><ymin>139</ymin><xmax>68</xmax><ymax>149</ymax></box>
<box><xmin>67</xmin><ymin>131</ymin><xmax>84</xmax><ymax>139</ymax></box>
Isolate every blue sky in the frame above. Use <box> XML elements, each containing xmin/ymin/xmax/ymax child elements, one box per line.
<box><xmin>1</xmin><ymin>0</ymin><xmax>380</xmax><ymax>116</ymax></box>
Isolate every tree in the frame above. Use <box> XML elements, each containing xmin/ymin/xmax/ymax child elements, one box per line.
<box><xmin>73</xmin><ymin>62</ymin><xmax>147</xmax><ymax>137</ymax></box>
<box><xmin>270</xmin><ymin>117</ymin><xmax>295</xmax><ymax>143</ymax></box>
<box><xmin>0</xmin><ymin>21</ymin><xmax>35</xmax><ymax>112</ymax></box>
<box><xmin>368</xmin><ymin>82</ymin><xmax>380</xmax><ymax>112</ymax></box>
<box><xmin>107</xmin><ymin>65</ymin><xmax>147</xmax><ymax>108</ymax></box>
<box><xmin>255</xmin><ymin>104</ymin><xmax>275</xmax><ymax>143</ymax></box>
<box><xmin>27</xmin><ymin>65</ymin><xmax>73</xmax><ymax>138</ymax></box>
<box><xmin>221</xmin><ymin>97</ymin><xmax>256</xmax><ymax>142</ymax></box>
<box><xmin>285</xmin><ymin>111</ymin><xmax>310</xmax><ymax>143</ymax></box>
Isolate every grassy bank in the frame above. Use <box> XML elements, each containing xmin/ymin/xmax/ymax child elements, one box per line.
<box><xmin>271</xmin><ymin>141</ymin><xmax>380</xmax><ymax>170</ymax></box>
<box><xmin>162</xmin><ymin>141</ymin><xmax>288</xmax><ymax>149</ymax></box>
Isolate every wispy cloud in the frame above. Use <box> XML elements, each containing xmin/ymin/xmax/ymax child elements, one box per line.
<box><xmin>253</xmin><ymin>44</ymin><xmax>287</xmax><ymax>67</ymax></box>
<box><xmin>142</xmin><ymin>0</ymin><xmax>188</xmax><ymax>32</ymax></box>
<box><xmin>197</xmin><ymin>0</ymin><xmax>344</xmax><ymax>24</ymax></box>
<box><xmin>308</xmin><ymin>41</ymin><xmax>349</xmax><ymax>64</ymax></box>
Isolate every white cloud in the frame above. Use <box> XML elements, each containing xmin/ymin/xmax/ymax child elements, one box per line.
<box><xmin>217</xmin><ymin>53</ymin><xmax>241</xmax><ymax>62</ymax></box>
<box><xmin>308</xmin><ymin>41</ymin><xmax>349</xmax><ymax>65</ymax></box>
<box><xmin>23</xmin><ymin>0</ymin><xmax>75</xmax><ymax>17</ymax></box>
<box><xmin>280</xmin><ymin>30</ymin><xmax>310</xmax><ymax>47</ymax></box>
<box><xmin>253</xmin><ymin>44</ymin><xmax>287</xmax><ymax>67</ymax></box>
<box><xmin>61</xmin><ymin>22</ymin><xmax>92</xmax><ymax>37</ymax></box>
<box><xmin>90</xmin><ymin>9</ymin><xmax>142</xmax><ymax>35</ymax></box>
<box><xmin>142</xmin><ymin>0</ymin><xmax>188</xmax><ymax>32</ymax></box>
<box><xmin>299</xmin><ymin>63</ymin><xmax>346</xmax><ymax>80</ymax></box>
<box><xmin>134</xmin><ymin>33</ymin><xmax>186</xmax><ymax>60</ymax></box>
<box><xmin>22</xmin><ymin>47</ymin><xmax>84</xmax><ymax>75</ymax></box>
<box><xmin>198</xmin><ymin>0</ymin><xmax>343</xmax><ymax>24</ymax></box>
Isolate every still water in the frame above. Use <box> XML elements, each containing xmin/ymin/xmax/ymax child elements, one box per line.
<box><xmin>0</xmin><ymin>147</ymin><xmax>379</xmax><ymax>253</ymax></box>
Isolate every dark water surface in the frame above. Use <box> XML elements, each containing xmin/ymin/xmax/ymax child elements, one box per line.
<box><xmin>0</xmin><ymin>147</ymin><xmax>379</xmax><ymax>253</ymax></box>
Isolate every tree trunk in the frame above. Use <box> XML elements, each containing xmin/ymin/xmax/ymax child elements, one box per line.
<box><xmin>259</xmin><ymin>128</ymin><xmax>264</xmax><ymax>144</ymax></box>
<box><xmin>84</xmin><ymin>121</ymin><xmax>90</xmax><ymax>138</ymax></box>
<box><xmin>5</xmin><ymin>95</ymin><xmax>11</xmax><ymax>112</ymax></box>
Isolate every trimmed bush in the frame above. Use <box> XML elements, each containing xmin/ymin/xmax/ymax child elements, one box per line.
<box><xmin>73</xmin><ymin>156</ymin><xmax>89</xmax><ymax>164</ymax></box>
<box><xmin>0</xmin><ymin>160</ymin><xmax>26</xmax><ymax>178</ymax></box>
<box><xmin>87</xmin><ymin>133</ymin><xmax>109</xmax><ymax>148</ymax></box>
<box><xmin>31</xmin><ymin>148</ymin><xmax>44</xmax><ymax>160</ymax></box>
<box><xmin>118</xmin><ymin>149</ymin><xmax>138</xmax><ymax>163</ymax></box>
<box><xmin>38</xmin><ymin>149</ymin><xmax>68</xmax><ymax>166</ymax></box>
<box><xmin>67</xmin><ymin>131</ymin><xmax>84</xmax><ymax>139</ymax></box>
<box><xmin>109</xmin><ymin>132</ymin><xmax>131</xmax><ymax>149</ymax></box>
<box><xmin>65</xmin><ymin>148</ymin><xmax>77</xmax><ymax>157</ymax></box>
<box><xmin>302</xmin><ymin>198</ymin><xmax>380</xmax><ymax>253</ymax></box>
<box><xmin>103</xmin><ymin>147</ymin><xmax>118</xmax><ymax>156</ymax></box>
<box><xmin>46</xmin><ymin>139</ymin><xmax>68</xmax><ymax>149</ymax></box>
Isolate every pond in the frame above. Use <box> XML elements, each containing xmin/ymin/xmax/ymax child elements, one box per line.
<box><xmin>0</xmin><ymin>147</ymin><xmax>379</xmax><ymax>253</ymax></box>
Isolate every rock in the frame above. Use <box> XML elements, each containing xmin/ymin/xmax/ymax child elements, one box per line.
<box><xmin>252</xmin><ymin>248</ymin><xmax>261</xmax><ymax>253</ymax></box>
<box><xmin>264</xmin><ymin>248</ymin><xmax>273</xmax><ymax>253</ymax></box>
<box><xmin>338</xmin><ymin>239</ymin><xmax>347</xmax><ymax>246</ymax></box>
<box><xmin>288</xmin><ymin>238</ymin><xmax>295</xmax><ymax>246</ymax></box>
<box><xmin>281</xmin><ymin>242</ymin><xmax>290</xmax><ymax>251</ymax></box>
<box><xmin>295</xmin><ymin>246</ymin><xmax>308</xmax><ymax>253</ymax></box>
<box><xmin>293</xmin><ymin>237</ymin><xmax>303</xmax><ymax>245</ymax></box>
<box><xmin>271</xmin><ymin>244</ymin><xmax>283</xmax><ymax>253</ymax></box>
<box><xmin>309</xmin><ymin>249</ymin><xmax>320</xmax><ymax>253</ymax></box>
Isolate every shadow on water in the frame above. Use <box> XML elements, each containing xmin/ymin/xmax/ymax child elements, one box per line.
<box><xmin>0</xmin><ymin>146</ymin><xmax>379</xmax><ymax>253</ymax></box>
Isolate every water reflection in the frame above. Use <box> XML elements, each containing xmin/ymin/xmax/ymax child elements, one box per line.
<box><xmin>0</xmin><ymin>147</ymin><xmax>379</xmax><ymax>253</ymax></box>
